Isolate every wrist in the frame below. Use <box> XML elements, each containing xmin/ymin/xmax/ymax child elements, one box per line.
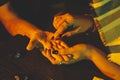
<box><xmin>71</xmin><ymin>44</ymin><xmax>89</xmax><ymax>60</ymax></box>
<box><xmin>84</xmin><ymin>45</ymin><xmax>100</xmax><ymax>61</ymax></box>
<box><xmin>76</xmin><ymin>44</ymin><xmax>93</xmax><ymax>60</ymax></box>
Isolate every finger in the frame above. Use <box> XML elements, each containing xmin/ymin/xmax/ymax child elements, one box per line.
<box><xmin>26</xmin><ymin>39</ymin><xmax>36</xmax><ymax>51</ymax></box>
<box><xmin>62</xmin><ymin>31</ymin><xmax>72</xmax><ymax>37</ymax></box>
<box><xmin>62</xmin><ymin>26</ymin><xmax>81</xmax><ymax>37</ymax></box>
<box><xmin>62</xmin><ymin>55</ymin><xmax>70</xmax><ymax>62</ymax></box>
<box><xmin>58</xmin><ymin>48</ymin><xmax>72</xmax><ymax>56</ymax></box>
<box><xmin>52</xmin><ymin>54</ymin><xmax>64</xmax><ymax>62</ymax></box>
<box><xmin>54</xmin><ymin>22</ymin><xmax>68</xmax><ymax>39</ymax></box>
<box><xmin>51</xmin><ymin>40</ymin><xmax>59</xmax><ymax>50</ymax></box>
<box><xmin>52</xmin><ymin>40</ymin><xmax>69</xmax><ymax>49</ymax></box>
<box><xmin>53</xmin><ymin>16</ymin><xmax>62</xmax><ymax>29</ymax></box>
<box><xmin>56</xmin><ymin>42</ymin><xmax>68</xmax><ymax>49</ymax></box>
<box><xmin>52</xmin><ymin>40</ymin><xmax>62</xmax><ymax>50</ymax></box>
<box><xmin>46</xmin><ymin>41</ymin><xmax>53</xmax><ymax>49</ymax></box>
<box><xmin>39</xmin><ymin>39</ymin><xmax>53</xmax><ymax>50</ymax></box>
<box><xmin>42</xmin><ymin>49</ymin><xmax>55</xmax><ymax>62</ymax></box>
<box><xmin>44</xmin><ymin>49</ymin><xmax>63</xmax><ymax>64</ymax></box>
<box><xmin>55</xmin><ymin>18</ymin><xmax>66</xmax><ymax>29</ymax></box>
<box><xmin>42</xmin><ymin>49</ymin><xmax>64</xmax><ymax>65</ymax></box>
<box><xmin>45</xmin><ymin>31</ymin><xmax>54</xmax><ymax>40</ymax></box>
<box><xmin>59</xmin><ymin>40</ymin><xmax>69</xmax><ymax>48</ymax></box>
<box><xmin>41</xmin><ymin>49</ymin><xmax>47</xmax><ymax>56</ymax></box>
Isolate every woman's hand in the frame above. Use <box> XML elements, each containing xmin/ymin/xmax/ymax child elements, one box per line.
<box><xmin>41</xmin><ymin>37</ymin><xmax>72</xmax><ymax>65</ymax></box>
<box><xmin>42</xmin><ymin>44</ymin><xmax>88</xmax><ymax>65</ymax></box>
<box><xmin>42</xmin><ymin>48</ymin><xmax>71</xmax><ymax>65</ymax></box>
<box><xmin>53</xmin><ymin>13</ymin><xmax>93</xmax><ymax>39</ymax></box>
<box><xmin>58</xmin><ymin>44</ymin><xmax>88</xmax><ymax>64</ymax></box>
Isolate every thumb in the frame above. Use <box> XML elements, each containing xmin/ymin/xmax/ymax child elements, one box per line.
<box><xmin>62</xmin><ymin>31</ymin><xmax>72</xmax><ymax>38</ymax></box>
<box><xmin>26</xmin><ymin>39</ymin><xmax>36</xmax><ymax>51</ymax></box>
<box><xmin>62</xmin><ymin>26</ymin><xmax>81</xmax><ymax>38</ymax></box>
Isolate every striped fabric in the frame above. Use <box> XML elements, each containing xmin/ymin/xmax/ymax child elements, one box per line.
<box><xmin>91</xmin><ymin>0</ymin><xmax>120</xmax><ymax>46</ymax></box>
<box><xmin>91</xmin><ymin>0</ymin><xmax>120</xmax><ymax>65</ymax></box>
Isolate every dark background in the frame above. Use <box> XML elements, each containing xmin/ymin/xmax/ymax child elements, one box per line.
<box><xmin>0</xmin><ymin>0</ymin><xmax>112</xmax><ymax>80</ymax></box>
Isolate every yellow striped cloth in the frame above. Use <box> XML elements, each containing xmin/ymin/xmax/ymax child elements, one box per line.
<box><xmin>91</xmin><ymin>0</ymin><xmax>120</xmax><ymax>65</ymax></box>
<box><xmin>91</xmin><ymin>0</ymin><xmax>120</xmax><ymax>46</ymax></box>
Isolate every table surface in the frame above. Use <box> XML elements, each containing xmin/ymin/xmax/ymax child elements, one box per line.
<box><xmin>0</xmin><ymin>35</ymin><xmax>112</xmax><ymax>80</ymax></box>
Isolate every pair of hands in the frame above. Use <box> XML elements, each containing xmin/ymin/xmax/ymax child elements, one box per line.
<box><xmin>27</xmin><ymin>13</ymin><xmax>93</xmax><ymax>65</ymax></box>
<box><xmin>26</xmin><ymin>30</ymin><xmax>74</xmax><ymax>65</ymax></box>
<box><xmin>27</xmin><ymin>30</ymin><xmax>87</xmax><ymax>65</ymax></box>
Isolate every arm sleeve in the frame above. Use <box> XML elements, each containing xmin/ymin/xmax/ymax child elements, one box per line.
<box><xmin>0</xmin><ymin>0</ymin><xmax>9</xmax><ymax>6</ymax></box>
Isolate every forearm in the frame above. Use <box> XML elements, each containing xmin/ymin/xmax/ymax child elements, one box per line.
<box><xmin>86</xmin><ymin>45</ymin><xmax>120</xmax><ymax>80</ymax></box>
<box><xmin>2</xmin><ymin>17</ymin><xmax>42</xmax><ymax>38</ymax></box>
<box><xmin>0</xmin><ymin>2</ymin><xmax>42</xmax><ymax>38</ymax></box>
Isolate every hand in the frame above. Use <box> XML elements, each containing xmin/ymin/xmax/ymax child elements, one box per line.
<box><xmin>27</xmin><ymin>31</ymin><xmax>69</xmax><ymax>51</ymax></box>
<box><xmin>42</xmin><ymin>48</ymin><xmax>72</xmax><ymax>65</ymax></box>
<box><xmin>26</xmin><ymin>31</ymin><xmax>54</xmax><ymax>50</ymax></box>
<box><xmin>0</xmin><ymin>3</ymin><xmax>55</xmax><ymax>51</ymax></box>
<box><xmin>58</xmin><ymin>44</ymin><xmax>89</xmax><ymax>64</ymax></box>
<box><xmin>41</xmin><ymin>38</ymin><xmax>71</xmax><ymax>65</ymax></box>
<box><xmin>42</xmin><ymin>44</ymin><xmax>88</xmax><ymax>65</ymax></box>
<box><xmin>53</xmin><ymin>13</ymin><xmax>93</xmax><ymax>39</ymax></box>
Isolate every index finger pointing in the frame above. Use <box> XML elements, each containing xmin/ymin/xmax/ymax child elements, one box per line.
<box><xmin>54</xmin><ymin>22</ymin><xmax>68</xmax><ymax>39</ymax></box>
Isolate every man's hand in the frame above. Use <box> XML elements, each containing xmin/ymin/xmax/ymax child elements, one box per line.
<box><xmin>53</xmin><ymin>13</ymin><xmax>93</xmax><ymax>39</ymax></box>
<box><xmin>27</xmin><ymin>31</ymin><xmax>69</xmax><ymax>51</ymax></box>
<box><xmin>26</xmin><ymin>31</ymin><xmax>52</xmax><ymax>50</ymax></box>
